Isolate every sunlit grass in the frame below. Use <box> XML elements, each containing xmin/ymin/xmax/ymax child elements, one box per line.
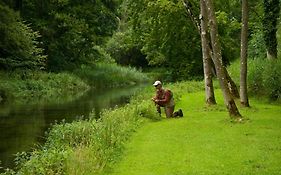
<box><xmin>103</xmin><ymin>90</ymin><xmax>281</xmax><ymax>175</ymax></box>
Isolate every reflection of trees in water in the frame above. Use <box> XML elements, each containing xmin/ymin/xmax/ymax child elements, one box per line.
<box><xmin>0</xmin><ymin>107</ymin><xmax>45</xmax><ymax>169</ymax></box>
<box><xmin>0</xmin><ymin>84</ymin><xmax>146</xmax><ymax>170</ymax></box>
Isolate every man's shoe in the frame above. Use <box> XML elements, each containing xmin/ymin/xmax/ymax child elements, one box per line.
<box><xmin>178</xmin><ymin>109</ymin><xmax>183</xmax><ymax>117</ymax></box>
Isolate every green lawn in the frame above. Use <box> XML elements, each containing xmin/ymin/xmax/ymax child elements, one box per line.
<box><xmin>102</xmin><ymin>91</ymin><xmax>281</xmax><ymax>175</ymax></box>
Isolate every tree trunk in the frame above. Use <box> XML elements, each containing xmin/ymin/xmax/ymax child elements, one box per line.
<box><xmin>226</xmin><ymin>71</ymin><xmax>240</xmax><ymax>99</ymax></box>
<box><xmin>263</xmin><ymin>0</ymin><xmax>280</xmax><ymax>60</ymax></box>
<box><xmin>183</xmin><ymin>0</ymin><xmax>239</xmax><ymax>99</ymax></box>
<box><xmin>200</xmin><ymin>0</ymin><xmax>216</xmax><ymax>105</ymax></box>
<box><xmin>240</xmin><ymin>0</ymin><xmax>250</xmax><ymax>107</ymax></box>
<box><xmin>203</xmin><ymin>0</ymin><xmax>241</xmax><ymax>118</ymax></box>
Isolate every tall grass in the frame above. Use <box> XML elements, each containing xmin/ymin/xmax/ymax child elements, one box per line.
<box><xmin>74</xmin><ymin>63</ymin><xmax>150</xmax><ymax>88</ymax></box>
<box><xmin>0</xmin><ymin>63</ymin><xmax>150</xmax><ymax>105</ymax></box>
<box><xmin>0</xmin><ymin>70</ymin><xmax>89</xmax><ymax>104</ymax></box>
<box><xmin>228</xmin><ymin>59</ymin><xmax>281</xmax><ymax>102</ymax></box>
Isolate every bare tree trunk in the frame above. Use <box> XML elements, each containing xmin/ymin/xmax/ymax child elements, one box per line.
<box><xmin>263</xmin><ymin>0</ymin><xmax>280</xmax><ymax>60</ymax></box>
<box><xmin>240</xmin><ymin>0</ymin><xmax>250</xmax><ymax>107</ymax></box>
<box><xmin>200</xmin><ymin>0</ymin><xmax>216</xmax><ymax>105</ymax></box>
<box><xmin>183</xmin><ymin>0</ymin><xmax>239</xmax><ymax>99</ymax></box>
<box><xmin>203</xmin><ymin>0</ymin><xmax>242</xmax><ymax>118</ymax></box>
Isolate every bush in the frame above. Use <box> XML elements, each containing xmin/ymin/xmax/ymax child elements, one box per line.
<box><xmin>228</xmin><ymin>59</ymin><xmax>281</xmax><ymax>102</ymax></box>
<box><xmin>248</xmin><ymin>59</ymin><xmax>281</xmax><ymax>101</ymax></box>
<box><xmin>248</xmin><ymin>30</ymin><xmax>267</xmax><ymax>59</ymax></box>
<box><xmin>261</xmin><ymin>60</ymin><xmax>281</xmax><ymax>100</ymax></box>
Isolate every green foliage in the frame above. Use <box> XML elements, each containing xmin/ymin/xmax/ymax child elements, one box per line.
<box><xmin>228</xmin><ymin>59</ymin><xmax>281</xmax><ymax>102</ymax></box>
<box><xmin>258</xmin><ymin>59</ymin><xmax>281</xmax><ymax>100</ymax></box>
<box><xmin>0</xmin><ymin>70</ymin><xmax>89</xmax><ymax>104</ymax></box>
<box><xmin>216</xmin><ymin>10</ymin><xmax>241</xmax><ymax>64</ymax></box>
<box><xmin>145</xmin><ymin>67</ymin><xmax>174</xmax><ymax>83</ymax></box>
<box><xmin>73</xmin><ymin>63</ymin><xmax>150</xmax><ymax>88</ymax></box>
<box><xmin>119</xmin><ymin>0</ymin><xmax>203</xmax><ymax>81</ymax></box>
<box><xmin>18</xmin><ymin>0</ymin><xmax>119</xmax><ymax>71</ymax></box>
<box><xmin>248</xmin><ymin>29</ymin><xmax>267</xmax><ymax>59</ymax></box>
<box><xmin>0</xmin><ymin>4</ymin><xmax>46</xmax><ymax>70</ymax></box>
<box><xmin>105</xmin><ymin>30</ymin><xmax>148</xmax><ymax>68</ymax></box>
<box><xmin>0</xmin><ymin>63</ymin><xmax>150</xmax><ymax>105</ymax></box>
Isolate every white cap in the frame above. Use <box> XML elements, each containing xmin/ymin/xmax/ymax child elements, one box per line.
<box><xmin>153</xmin><ymin>80</ymin><xmax>162</xmax><ymax>86</ymax></box>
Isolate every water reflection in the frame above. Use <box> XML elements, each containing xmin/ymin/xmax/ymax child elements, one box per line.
<box><xmin>0</xmin><ymin>85</ymin><xmax>145</xmax><ymax>170</ymax></box>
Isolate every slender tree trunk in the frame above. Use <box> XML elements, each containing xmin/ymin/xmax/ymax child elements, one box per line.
<box><xmin>203</xmin><ymin>0</ymin><xmax>241</xmax><ymax>118</ymax></box>
<box><xmin>263</xmin><ymin>0</ymin><xmax>280</xmax><ymax>60</ymax></box>
<box><xmin>200</xmin><ymin>0</ymin><xmax>216</xmax><ymax>105</ymax></box>
<box><xmin>240</xmin><ymin>0</ymin><xmax>250</xmax><ymax>107</ymax></box>
<box><xmin>183</xmin><ymin>0</ymin><xmax>239</xmax><ymax>99</ymax></box>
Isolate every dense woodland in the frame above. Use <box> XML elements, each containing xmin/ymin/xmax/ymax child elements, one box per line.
<box><xmin>0</xmin><ymin>0</ymin><xmax>280</xmax><ymax>75</ymax></box>
<box><xmin>0</xmin><ymin>0</ymin><xmax>277</xmax><ymax>73</ymax></box>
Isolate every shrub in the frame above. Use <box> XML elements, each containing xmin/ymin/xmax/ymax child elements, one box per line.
<box><xmin>262</xmin><ymin>59</ymin><xmax>281</xmax><ymax>100</ymax></box>
<box><xmin>228</xmin><ymin>59</ymin><xmax>281</xmax><ymax>102</ymax></box>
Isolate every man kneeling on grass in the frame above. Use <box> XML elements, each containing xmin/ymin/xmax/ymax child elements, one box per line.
<box><xmin>151</xmin><ymin>80</ymin><xmax>183</xmax><ymax>118</ymax></box>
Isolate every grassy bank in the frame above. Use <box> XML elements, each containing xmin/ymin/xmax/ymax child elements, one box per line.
<box><xmin>103</xmin><ymin>90</ymin><xmax>281</xmax><ymax>175</ymax></box>
<box><xmin>0</xmin><ymin>63</ymin><xmax>150</xmax><ymax>105</ymax></box>
<box><xmin>0</xmin><ymin>70</ymin><xmax>89</xmax><ymax>105</ymax></box>
<box><xmin>74</xmin><ymin>63</ymin><xmax>150</xmax><ymax>88</ymax></box>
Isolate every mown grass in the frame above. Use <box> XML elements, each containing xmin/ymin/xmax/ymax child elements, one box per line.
<box><xmin>102</xmin><ymin>89</ymin><xmax>281</xmax><ymax>175</ymax></box>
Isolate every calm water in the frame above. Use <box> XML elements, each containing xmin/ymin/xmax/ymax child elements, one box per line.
<box><xmin>0</xmin><ymin>85</ymin><xmax>145</xmax><ymax>170</ymax></box>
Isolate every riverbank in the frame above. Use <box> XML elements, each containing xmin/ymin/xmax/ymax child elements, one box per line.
<box><xmin>0</xmin><ymin>63</ymin><xmax>150</xmax><ymax>105</ymax></box>
<box><xmin>0</xmin><ymin>83</ymin><xmax>160</xmax><ymax>174</ymax></box>
<box><xmin>0</xmin><ymin>70</ymin><xmax>89</xmax><ymax>105</ymax></box>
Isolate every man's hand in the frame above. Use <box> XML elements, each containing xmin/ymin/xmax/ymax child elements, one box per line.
<box><xmin>152</xmin><ymin>98</ymin><xmax>159</xmax><ymax>103</ymax></box>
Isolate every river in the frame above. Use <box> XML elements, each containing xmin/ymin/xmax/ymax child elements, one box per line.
<box><xmin>0</xmin><ymin>85</ymin><xmax>145</xmax><ymax>171</ymax></box>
